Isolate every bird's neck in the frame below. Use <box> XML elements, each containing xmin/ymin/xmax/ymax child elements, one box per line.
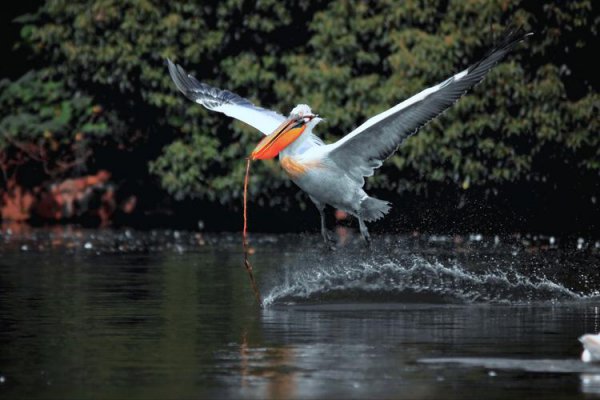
<box><xmin>280</xmin><ymin>122</ymin><xmax>321</xmax><ymax>158</ymax></box>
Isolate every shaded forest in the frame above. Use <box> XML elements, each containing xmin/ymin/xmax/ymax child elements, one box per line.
<box><xmin>0</xmin><ymin>0</ymin><xmax>598</xmax><ymax>235</ymax></box>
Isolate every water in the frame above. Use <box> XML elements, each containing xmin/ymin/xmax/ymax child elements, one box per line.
<box><xmin>0</xmin><ymin>228</ymin><xmax>599</xmax><ymax>399</ymax></box>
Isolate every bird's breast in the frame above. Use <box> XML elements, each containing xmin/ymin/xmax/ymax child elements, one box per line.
<box><xmin>280</xmin><ymin>156</ymin><xmax>323</xmax><ymax>179</ymax></box>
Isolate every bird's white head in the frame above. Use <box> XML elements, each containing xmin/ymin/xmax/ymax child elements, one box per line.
<box><xmin>290</xmin><ymin>104</ymin><xmax>312</xmax><ymax>117</ymax></box>
<box><xmin>290</xmin><ymin>104</ymin><xmax>323</xmax><ymax>128</ymax></box>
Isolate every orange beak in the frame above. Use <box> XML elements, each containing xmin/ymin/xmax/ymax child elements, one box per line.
<box><xmin>250</xmin><ymin>117</ymin><xmax>307</xmax><ymax>160</ymax></box>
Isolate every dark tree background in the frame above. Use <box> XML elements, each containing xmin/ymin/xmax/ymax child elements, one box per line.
<box><xmin>0</xmin><ymin>0</ymin><xmax>598</xmax><ymax>235</ymax></box>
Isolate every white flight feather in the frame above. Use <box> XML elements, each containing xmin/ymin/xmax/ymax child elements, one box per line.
<box><xmin>212</xmin><ymin>103</ymin><xmax>284</xmax><ymax>135</ymax></box>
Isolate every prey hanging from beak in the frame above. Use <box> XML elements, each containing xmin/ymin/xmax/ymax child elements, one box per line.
<box><xmin>242</xmin><ymin>112</ymin><xmax>317</xmax><ymax>306</ymax></box>
<box><xmin>250</xmin><ymin>114</ymin><xmax>317</xmax><ymax>160</ymax></box>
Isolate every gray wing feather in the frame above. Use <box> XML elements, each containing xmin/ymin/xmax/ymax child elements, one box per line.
<box><xmin>327</xmin><ymin>26</ymin><xmax>532</xmax><ymax>185</ymax></box>
<box><xmin>167</xmin><ymin>59</ymin><xmax>285</xmax><ymax>135</ymax></box>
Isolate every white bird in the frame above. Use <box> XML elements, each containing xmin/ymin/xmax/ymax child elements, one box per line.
<box><xmin>580</xmin><ymin>334</ymin><xmax>600</xmax><ymax>363</ymax></box>
<box><xmin>167</xmin><ymin>27</ymin><xmax>531</xmax><ymax>247</ymax></box>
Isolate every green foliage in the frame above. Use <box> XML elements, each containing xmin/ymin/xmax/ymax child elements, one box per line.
<box><xmin>0</xmin><ymin>69</ymin><xmax>122</xmax><ymax>179</ymax></box>
<box><xmin>3</xmin><ymin>0</ymin><xmax>598</xmax><ymax>209</ymax></box>
<box><xmin>0</xmin><ymin>70</ymin><xmax>112</xmax><ymax>143</ymax></box>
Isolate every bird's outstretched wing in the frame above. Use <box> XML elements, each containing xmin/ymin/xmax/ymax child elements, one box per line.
<box><xmin>325</xmin><ymin>26</ymin><xmax>532</xmax><ymax>185</ymax></box>
<box><xmin>167</xmin><ymin>59</ymin><xmax>286</xmax><ymax>135</ymax></box>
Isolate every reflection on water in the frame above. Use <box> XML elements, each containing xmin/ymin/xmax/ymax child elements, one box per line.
<box><xmin>421</xmin><ymin>358</ymin><xmax>600</xmax><ymax>396</ymax></box>
<box><xmin>0</xmin><ymin>229</ymin><xmax>599</xmax><ymax>399</ymax></box>
<box><xmin>237</xmin><ymin>336</ymin><xmax>298</xmax><ymax>399</ymax></box>
<box><xmin>418</xmin><ymin>357</ymin><xmax>600</xmax><ymax>373</ymax></box>
<box><xmin>581</xmin><ymin>374</ymin><xmax>600</xmax><ymax>395</ymax></box>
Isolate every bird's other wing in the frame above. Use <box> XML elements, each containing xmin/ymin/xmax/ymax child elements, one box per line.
<box><xmin>325</xmin><ymin>26</ymin><xmax>532</xmax><ymax>185</ymax></box>
<box><xmin>167</xmin><ymin>59</ymin><xmax>286</xmax><ymax>135</ymax></box>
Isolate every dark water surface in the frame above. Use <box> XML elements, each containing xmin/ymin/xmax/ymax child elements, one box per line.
<box><xmin>1</xmin><ymin>229</ymin><xmax>599</xmax><ymax>399</ymax></box>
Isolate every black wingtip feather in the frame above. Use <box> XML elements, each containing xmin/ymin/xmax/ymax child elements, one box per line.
<box><xmin>468</xmin><ymin>25</ymin><xmax>532</xmax><ymax>73</ymax></box>
<box><xmin>166</xmin><ymin>59</ymin><xmax>187</xmax><ymax>95</ymax></box>
<box><xmin>166</xmin><ymin>60</ymin><xmax>202</xmax><ymax>102</ymax></box>
<box><xmin>166</xmin><ymin>60</ymin><xmax>262</xmax><ymax>111</ymax></box>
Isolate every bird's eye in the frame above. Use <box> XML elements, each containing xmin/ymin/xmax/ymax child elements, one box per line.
<box><xmin>293</xmin><ymin>119</ymin><xmax>305</xmax><ymax>129</ymax></box>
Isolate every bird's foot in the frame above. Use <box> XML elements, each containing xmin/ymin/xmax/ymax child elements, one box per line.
<box><xmin>362</xmin><ymin>234</ymin><xmax>372</xmax><ymax>249</ymax></box>
<box><xmin>322</xmin><ymin>230</ymin><xmax>337</xmax><ymax>251</ymax></box>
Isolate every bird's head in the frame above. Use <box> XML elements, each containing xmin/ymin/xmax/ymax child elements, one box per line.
<box><xmin>250</xmin><ymin>104</ymin><xmax>322</xmax><ymax>160</ymax></box>
<box><xmin>580</xmin><ymin>334</ymin><xmax>600</xmax><ymax>347</ymax></box>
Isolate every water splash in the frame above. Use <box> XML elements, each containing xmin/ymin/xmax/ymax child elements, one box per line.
<box><xmin>262</xmin><ymin>250</ymin><xmax>590</xmax><ymax>307</ymax></box>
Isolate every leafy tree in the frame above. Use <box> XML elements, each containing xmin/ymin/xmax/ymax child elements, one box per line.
<box><xmin>0</xmin><ymin>68</ymin><xmax>122</xmax><ymax>185</ymax></box>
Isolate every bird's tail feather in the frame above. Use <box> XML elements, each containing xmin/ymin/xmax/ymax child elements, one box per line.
<box><xmin>360</xmin><ymin>197</ymin><xmax>391</xmax><ymax>222</ymax></box>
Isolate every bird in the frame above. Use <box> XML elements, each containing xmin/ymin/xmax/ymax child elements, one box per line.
<box><xmin>580</xmin><ymin>334</ymin><xmax>600</xmax><ymax>363</ymax></box>
<box><xmin>167</xmin><ymin>26</ymin><xmax>531</xmax><ymax>247</ymax></box>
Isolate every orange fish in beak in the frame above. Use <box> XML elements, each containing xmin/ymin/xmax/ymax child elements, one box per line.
<box><xmin>250</xmin><ymin>116</ymin><xmax>313</xmax><ymax>160</ymax></box>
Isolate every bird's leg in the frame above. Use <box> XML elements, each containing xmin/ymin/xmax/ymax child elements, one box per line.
<box><xmin>312</xmin><ymin>198</ymin><xmax>336</xmax><ymax>250</ymax></box>
<box><xmin>358</xmin><ymin>217</ymin><xmax>371</xmax><ymax>247</ymax></box>
<box><xmin>319</xmin><ymin>208</ymin><xmax>336</xmax><ymax>248</ymax></box>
